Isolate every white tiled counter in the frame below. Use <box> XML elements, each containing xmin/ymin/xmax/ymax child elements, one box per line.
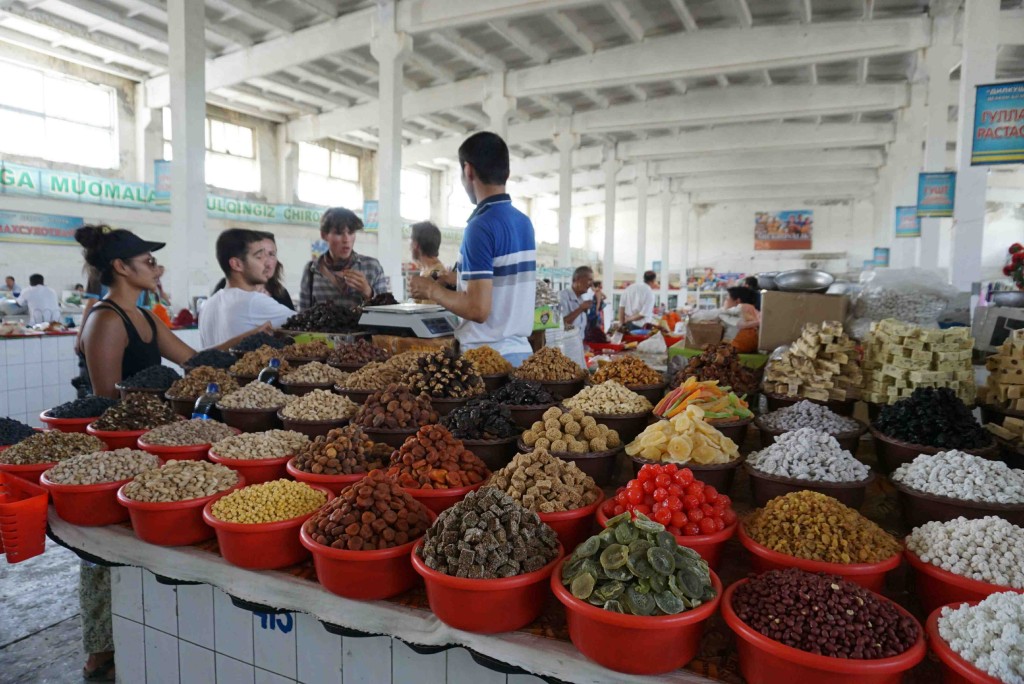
<box><xmin>0</xmin><ymin>328</ymin><xmax>201</xmax><ymax>425</ymax></box>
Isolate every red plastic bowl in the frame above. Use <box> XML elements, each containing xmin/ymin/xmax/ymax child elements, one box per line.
<box><xmin>300</xmin><ymin>511</ymin><xmax>436</xmax><ymax>600</ymax></box>
<box><xmin>39</xmin><ymin>411</ymin><xmax>94</xmax><ymax>433</ymax></box>
<box><xmin>39</xmin><ymin>471</ymin><xmax>135</xmax><ymax>526</ymax></box>
<box><xmin>597</xmin><ymin>504</ymin><xmax>736</xmax><ymax>571</ymax></box>
<box><xmin>905</xmin><ymin>548</ymin><xmax>1024</xmax><ymax>615</ymax></box>
<box><xmin>86</xmin><ymin>424</ymin><xmax>147</xmax><ymax>450</ymax></box>
<box><xmin>137</xmin><ymin>438</ymin><xmax>212</xmax><ymax>462</ymax></box>
<box><xmin>117</xmin><ymin>477</ymin><xmax>245</xmax><ymax>546</ymax></box>
<box><xmin>538</xmin><ymin>490</ymin><xmax>604</xmax><ymax>553</ymax></box>
<box><xmin>722</xmin><ymin>580</ymin><xmax>926</xmax><ymax>684</ymax></box>
<box><xmin>209</xmin><ymin>450</ymin><xmax>291</xmax><ymax>485</ymax></box>
<box><xmin>411</xmin><ymin>542</ymin><xmax>563</xmax><ymax>633</ymax></box>
<box><xmin>926</xmin><ymin>604</ymin><xmax>1003</xmax><ymax>684</ymax></box>
<box><xmin>551</xmin><ymin>559</ymin><xmax>723</xmax><ymax>675</ymax></box>
<box><xmin>285</xmin><ymin>457</ymin><xmax>365</xmax><ymax>496</ymax></box>
<box><xmin>0</xmin><ymin>461</ymin><xmax>57</xmax><ymax>485</ymax></box>
<box><xmin>202</xmin><ymin>484</ymin><xmax>333</xmax><ymax>570</ymax></box>
<box><xmin>404</xmin><ymin>481</ymin><xmax>485</xmax><ymax>515</ymax></box>
<box><xmin>738</xmin><ymin>524</ymin><xmax>901</xmax><ymax>592</ymax></box>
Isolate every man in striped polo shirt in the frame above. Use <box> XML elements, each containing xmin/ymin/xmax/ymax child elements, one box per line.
<box><xmin>409</xmin><ymin>132</ymin><xmax>537</xmax><ymax>367</ymax></box>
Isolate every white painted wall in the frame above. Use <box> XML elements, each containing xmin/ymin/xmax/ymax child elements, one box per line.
<box><xmin>980</xmin><ymin>202</ymin><xmax>1024</xmax><ymax>280</ymax></box>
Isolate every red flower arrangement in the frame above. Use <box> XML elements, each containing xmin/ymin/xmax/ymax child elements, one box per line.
<box><xmin>1005</xmin><ymin>244</ymin><xmax>1024</xmax><ymax>289</ymax></box>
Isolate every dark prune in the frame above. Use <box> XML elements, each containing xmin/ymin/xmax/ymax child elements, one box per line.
<box><xmin>873</xmin><ymin>387</ymin><xmax>990</xmax><ymax>449</ymax></box>
<box><xmin>489</xmin><ymin>379</ymin><xmax>556</xmax><ymax>406</ymax></box>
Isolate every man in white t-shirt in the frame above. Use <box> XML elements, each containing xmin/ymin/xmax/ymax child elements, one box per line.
<box><xmin>620</xmin><ymin>270</ymin><xmax>658</xmax><ymax>331</ymax></box>
<box><xmin>16</xmin><ymin>274</ymin><xmax>60</xmax><ymax>325</ymax></box>
<box><xmin>200</xmin><ymin>229</ymin><xmax>294</xmax><ymax>348</ymax></box>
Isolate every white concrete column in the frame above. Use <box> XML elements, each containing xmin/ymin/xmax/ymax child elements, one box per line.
<box><xmin>887</xmin><ymin>83</ymin><xmax>927</xmax><ymax>269</ymax></box>
<box><xmin>370</xmin><ymin>0</ymin><xmax>412</xmax><ymax>298</ymax></box>
<box><xmin>635</xmin><ymin>163</ymin><xmax>649</xmax><ymax>279</ymax></box>
<box><xmin>677</xmin><ymin>191</ymin><xmax>691</xmax><ymax>308</ymax></box>
<box><xmin>554</xmin><ymin>118</ymin><xmax>578</xmax><ymax>268</ymax></box>
<box><xmin>273</xmin><ymin>126</ymin><xmax>298</xmax><ymax>204</ymax></box>
<box><xmin>133</xmin><ymin>92</ymin><xmax>162</xmax><ymax>184</ymax></box>
<box><xmin>659</xmin><ymin>180</ymin><xmax>671</xmax><ymax>306</ymax></box>
<box><xmin>167</xmin><ymin>0</ymin><xmax>207</xmax><ymax>305</ymax></box>
<box><xmin>951</xmin><ymin>0</ymin><xmax>998</xmax><ymax>293</ymax></box>
<box><xmin>602</xmin><ymin>147</ymin><xmax>619</xmax><ymax>328</ymax></box>
<box><xmin>919</xmin><ymin>2</ymin><xmax>957</xmax><ymax>269</ymax></box>
<box><xmin>483</xmin><ymin>73</ymin><xmax>516</xmax><ymax>140</ymax></box>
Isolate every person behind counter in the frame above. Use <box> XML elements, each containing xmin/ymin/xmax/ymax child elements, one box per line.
<box><xmin>558</xmin><ymin>266</ymin><xmax>594</xmax><ymax>367</ymax></box>
<box><xmin>409</xmin><ymin>221</ymin><xmax>449</xmax><ymax>304</ymax></box>
<box><xmin>723</xmin><ymin>286</ymin><xmax>761</xmax><ymax>353</ymax></box>
<box><xmin>743</xmin><ymin>275</ymin><xmax>762</xmax><ymax>310</ymax></box>
<box><xmin>620</xmin><ymin>270</ymin><xmax>658</xmax><ymax>331</ymax></box>
<box><xmin>300</xmin><ymin>207</ymin><xmax>387</xmax><ymax>310</ymax></box>
<box><xmin>16</xmin><ymin>274</ymin><xmax>61</xmax><ymax>325</ymax></box>
<box><xmin>200</xmin><ymin>229</ymin><xmax>295</xmax><ymax>348</ymax></box>
<box><xmin>408</xmin><ymin>132</ymin><xmax>537</xmax><ymax>366</ymax></box>
<box><xmin>4</xmin><ymin>275</ymin><xmax>20</xmax><ymax>297</ymax></box>
<box><xmin>212</xmin><ymin>231</ymin><xmax>294</xmax><ymax>310</ymax></box>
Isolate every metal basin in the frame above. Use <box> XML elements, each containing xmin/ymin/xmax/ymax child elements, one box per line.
<box><xmin>991</xmin><ymin>291</ymin><xmax>1024</xmax><ymax>308</ymax></box>
<box><xmin>755</xmin><ymin>272</ymin><xmax>778</xmax><ymax>290</ymax></box>
<box><xmin>774</xmin><ymin>269</ymin><xmax>835</xmax><ymax>294</ymax></box>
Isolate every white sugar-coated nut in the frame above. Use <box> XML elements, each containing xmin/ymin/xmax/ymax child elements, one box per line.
<box><xmin>759</xmin><ymin>401</ymin><xmax>860</xmax><ymax>434</ymax></box>
<box><xmin>45</xmin><ymin>449</ymin><xmax>161</xmax><ymax>485</ymax></box>
<box><xmin>938</xmin><ymin>593</ymin><xmax>1024</xmax><ymax>683</ymax></box>
<box><xmin>891</xmin><ymin>451</ymin><xmax>1024</xmax><ymax>504</ymax></box>
<box><xmin>217</xmin><ymin>381</ymin><xmax>295</xmax><ymax>410</ymax></box>
<box><xmin>906</xmin><ymin>517</ymin><xmax>1024</xmax><ymax>589</ymax></box>
<box><xmin>279</xmin><ymin>389</ymin><xmax>359</xmax><ymax>421</ymax></box>
<box><xmin>562</xmin><ymin>380</ymin><xmax>652</xmax><ymax>415</ymax></box>
<box><xmin>747</xmin><ymin>427</ymin><xmax>869</xmax><ymax>483</ymax></box>
<box><xmin>209</xmin><ymin>430</ymin><xmax>310</xmax><ymax>461</ymax></box>
<box><xmin>281</xmin><ymin>362</ymin><xmax>347</xmax><ymax>386</ymax></box>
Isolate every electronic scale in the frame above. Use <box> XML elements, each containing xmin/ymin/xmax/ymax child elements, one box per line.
<box><xmin>358</xmin><ymin>303</ymin><xmax>460</xmax><ymax>338</ymax></box>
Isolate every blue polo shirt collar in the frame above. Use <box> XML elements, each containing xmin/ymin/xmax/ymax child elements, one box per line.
<box><xmin>467</xmin><ymin>193</ymin><xmax>512</xmax><ymax>221</ymax></box>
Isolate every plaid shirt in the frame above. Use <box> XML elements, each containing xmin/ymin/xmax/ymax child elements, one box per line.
<box><xmin>298</xmin><ymin>251</ymin><xmax>389</xmax><ymax>311</ymax></box>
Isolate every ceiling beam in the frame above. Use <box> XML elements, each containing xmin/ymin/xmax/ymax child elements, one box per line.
<box><xmin>131</xmin><ymin>0</ymin><xmax>254</xmax><ymax>48</ymax></box>
<box><xmin>489</xmin><ymin>18</ymin><xmax>549</xmax><ymax>63</ymax></box>
<box><xmin>214</xmin><ymin>0</ymin><xmax>293</xmax><ymax>33</ymax></box>
<box><xmin>547</xmin><ymin>11</ymin><xmax>595</xmax><ymax>54</ymax></box>
<box><xmin>689</xmin><ymin>183</ymin><xmax>873</xmax><ymax>204</ymax></box>
<box><xmin>606</xmin><ymin>2</ymin><xmax>644</xmax><ymax>42</ymax></box>
<box><xmin>676</xmin><ymin>168</ymin><xmax>878</xmax><ymax>191</ymax></box>
<box><xmin>287</xmin><ymin>0</ymin><xmax>339</xmax><ymax>19</ymax></box>
<box><xmin>508</xmin><ymin>17</ymin><xmax>929</xmax><ymax>96</ymax></box>
<box><xmin>396</xmin><ymin>0</ymin><xmax>597</xmax><ymax>33</ymax></box>
<box><xmin>0</xmin><ymin>22</ymin><xmax>152</xmax><ymax>78</ymax></box>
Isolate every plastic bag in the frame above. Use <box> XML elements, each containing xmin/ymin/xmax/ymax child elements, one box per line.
<box><xmin>846</xmin><ymin>268</ymin><xmax>956</xmax><ymax>340</ymax></box>
<box><xmin>636</xmin><ymin>334</ymin><xmax>667</xmax><ymax>355</ymax></box>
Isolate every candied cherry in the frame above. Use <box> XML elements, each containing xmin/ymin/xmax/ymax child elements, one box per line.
<box><xmin>613</xmin><ymin>504</ymin><xmax>626</xmax><ymax>516</ymax></box>
<box><xmin>665</xmin><ymin>496</ymin><xmax>683</xmax><ymax>512</ymax></box>
<box><xmin>703</xmin><ymin>486</ymin><xmax>719</xmax><ymax>504</ymax></box>
<box><xmin>654</xmin><ymin>508</ymin><xmax>673</xmax><ymax>525</ymax></box>
<box><xmin>664</xmin><ymin>463</ymin><xmax>678</xmax><ymax>474</ymax></box>
<box><xmin>627</xmin><ymin>488</ymin><xmax>644</xmax><ymax>505</ymax></box>
<box><xmin>671</xmin><ymin>511</ymin><xmax>688</xmax><ymax>528</ymax></box>
<box><xmin>684</xmin><ymin>523</ymin><xmax>701</xmax><ymax>536</ymax></box>
<box><xmin>642</xmin><ymin>480</ymin><xmax>655</xmax><ymax>494</ymax></box>
<box><xmin>652</xmin><ymin>487</ymin><xmax>669</xmax><ymax>502</ymax></box>
<box><xmin>698</xmin><ymin>517</ymin><xmax>717</xmax><ymax>534</ymax></box>
<box><xmin>654</xmin><ymin>473</ymin><xmax>673</xmax><ymax>488</ymax></box>
<box><xmin>673</xmin><ymin>468</ymin><xmax>694</xmax><ymax>486</ymax></box>
<box><xmin>683</xmin><ymin>495</ymin><xmax>701</xmax><ymax>511</ymax></box>
<box><xmin>722</xmin><ymin>509</ymin><xmax>737</xmax><ymax>525</ymax></box>
<box><xmin>688</xmin><ymin>508</ymin><xmax>704</xmax><ymax>522</ymax></box>
<box><xmin>634</xmin><ymin>504</ymin><xmax>651</xmax><ymax>516</ymax></box>
<box><xmin>685</xmin><ymin>481</ymin><xmax>705</xmax><ymax>498</ymax></box>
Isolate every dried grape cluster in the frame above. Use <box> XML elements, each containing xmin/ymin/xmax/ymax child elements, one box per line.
<box><xmin>490</xmin><ymin>379</ymin><xmax>556</xmax><ymax>406</ymax></box>
<box><xmin>283</xmin><ymin>301</ymin><xmax>360</xmax><ymax>332</ymax></box>
<box><xmin>873</xmin><ymin>387</ymin><xmax>991</xmax><ymax>449</ymax></box>
<box><xmin>0</xmin><ymin>417</ymin><xmax>36</xmax><ymax>446</ymax></box>
<box><xmin>46</xmin><ymin>396</ymin><xmax>119</xmax><ymax>420</ymax></box>
<box><xmin>232</xmin><ymin>332</ymin><xmax>289</xmax><ymax>352</ymax></box>
<box><xmin>183</xmin><ymin>349</ymin><xmax>237</xmax><ymax>371</ymax></box>
<box><xmin>119</xmin><ymin>365</ymin><xmax>181</xmax><ymax>390</ymax></box>
<box><xmin>561</xmin><ymin>512</ymin><xmax>715</xmax><ymax>616</ymax></box>
<box><xmin>462</xmin><ymin>346</ymin><xmax>513</xmax><ymax>375</ymax></box>
<box><xmin>353</xmin><ymin>384</ymin><xmax>438</xmax><ymax>430</ymax></box>
<box><xmin>402</xmin><ymin>347</ymin><xmax>484</xmax><ymax>399</ymax></box>
<box><xmin>440</xmin><ymin>399</ymin><xmax>519</xmax><ymax>440</ymax></box>
<box><xmin>417</xmin><ymin>488</ymin><xmax>560</xmax><ymax>578</ymax></box>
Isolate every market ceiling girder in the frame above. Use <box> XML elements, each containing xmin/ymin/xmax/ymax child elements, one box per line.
<box><xmin>674</xmin><ymin>167</ymin><xmax>879</xmax><ymax>192</ymax></box>
<box><xmin>689</xmin><ymin>182</ymin><xmax>874</xmax><ymax>204</ymax></box>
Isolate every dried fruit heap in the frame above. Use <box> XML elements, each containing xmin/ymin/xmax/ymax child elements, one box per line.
<box><xmin>292</xmin><ymin>425</ymin><xmax>390</xmax><ymax>475</ymax></box>
<box><xmin>385</xmin><ymin>425</ymin><xmax>490</xmax><ymax>489</ymax></box>
<box><xmin>353</xmin><ymin>384</ymin><xmax>439</xmax><ymax>430</ymax></box>
<box><xmin>671</xmin><ymin>343</ymin><xmax>760</xmax><ymax>396</ymax></box>
<box><xmin>402</xmin><ymin>347</ymin><xmax>485</xmax><ymax>399</ymax></box>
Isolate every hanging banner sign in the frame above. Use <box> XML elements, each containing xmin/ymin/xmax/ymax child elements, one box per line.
<box><xmin>916</xmin><ymin>173</ymin><xmax>956</xmax><ymax>218</ymax></box>
<box><xmin>0</xmin><ymin>209</ymin><xmax>83</xmax><ymax>246</ymax></box>
<box><xmin>362</xmin><ymin>200</ymin><xmax>379</xmax><ymax>232</ymax></box>
<box><xmin>873</xmin><ymin>247</ymin><xmax>891</xmax><ymax>267</ymax></box>
<box><xmin>754</xmin><ymin>210</ymin><xmax>813</xmax><ymax>250</ymax></box>
<box><xmin>972</xmin><ymin>80</ymin><xmax>1024</xmax><ymax>165</ymax></box>
<box><xmin>153</xmin><ymin>160</ymin><xmax>171</xmax><ymax>207</ymax></box>
<box><xmin>894</xmin><ymin>206</ymin><xmax>921</xmax><ymax>238</ymax></box>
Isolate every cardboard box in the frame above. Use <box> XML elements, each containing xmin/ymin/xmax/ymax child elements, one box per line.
<box><xmin>972</xmin><ymin>306</ymin><xmax>1024</xmax><ymax>353</ymax></box>
<box><xmin>758</xmin><ymin>291</ymin><xmax>849</xmax><ymax>352</ymax></box>
<box><xmin>685</xmin><ymin>321</ymin><xmax>724</xmax><ymax>350</ymax></box>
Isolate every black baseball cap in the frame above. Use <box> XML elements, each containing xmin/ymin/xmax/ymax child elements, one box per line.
<box><xmin>99</xmin><ymin>230</ymin><xmax>165</xmax><ymax>263</ymax></box>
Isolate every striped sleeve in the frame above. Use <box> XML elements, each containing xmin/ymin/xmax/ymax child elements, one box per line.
<box><xmin>459</xmin><ymin>224</ymin><xmax>495</xmax><ymax>281</ymax></box>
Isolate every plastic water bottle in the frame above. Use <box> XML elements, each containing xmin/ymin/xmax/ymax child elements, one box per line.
<box><xmin>192</xmin><ymin>383</ymin><xmax>221</xmax><ymax>420</ymax></box>
<box><xmin>258</xmin><ymin>358</ymin><xmax>281</xmax><ymax>386</ymax></box>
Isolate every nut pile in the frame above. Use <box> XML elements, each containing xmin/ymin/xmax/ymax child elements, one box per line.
<box><xmin>230</xmin><ymin>346</ymin><xmax>291</xmax><ymax>377</ymax></box>
<box><xmin>210</xmin><ymin>430</ymin><xmax>309</xmax><ymax>461</ymax></box>
<box><xmin>217</xmin><ymin>382</ymin><xmax>294</xmax><ymax>410</ymax></box>
<box><xmin>210</xmin><ymin>479</ymin><xmax>328</xmax><ymax>524</ymax></box>
<box><xmin>747</xmin><ymin>428</ymin><xmax>870</xmax><ymax>483</ymax></box>
<box><xmin>744</xmin><ymin>491</ymin><xmax>902</xmax><ymax>563</ymax></box>
<box><xmin>417</xmin><ymin>488</ymin><xmax>560</xmax><ymax>578</ymax></box>
<box><xmin>47</xmin><ymin>396</ymin><xmax>119</xmax><ymax>419</ymax></box>
<box><xmin>292</xmin><ymin>425</ymin><xmax>388</xmax><ymax>475</ymax></box>
<box><xmin>592</xmin><ymin>356</ymin><xmax>663</xmax><ymax>386</ymax></box>
<box><xmin>121</xmin><ymin>460</ymin><xmax>239</xmax><ymax>502</ymax></box>
<box><xmin>625</xmin><ymin>405</ymin><xmax>738</xmax><ymax>465</ymax></box>
<box><xmin>732</xmin><ymin>569</ymin><xmax>919</xmax><ymax>659</ymax></box>
<box><xmin>440</xmin><ymin>399</ymin><xmax>519</xmax><ymax>440</ymax></box>
<box><xmin>45</xmin><ymin>449</ymin><xmax>160</xmax><ymax>485</ymax></box>
<box><xmin>280</xmin><ymin>390</ymin><xmax>358</xmax><ymax>422</ymax></box>
<box><xmin>890</xmin><ymin>451</ymin><xmax>1024</xmax><ymax>504</ymax></box>
<box><xmin>514</xmin><ymin>346</ymin><xmax>585</xmax><ymax>382</ymax></box>
<box><xmin>280</xmin><ymin>362</ymin><xmax>347</xmax><ymax>386</ymax></box>
<box><xmin>521</xmin><ymin>406</ymin><xmax>620</xmax><ymax>454</ymax></box>
<box><xmin>166</xmin><ymin>367</ymin><xmax>239</xmax><ymax>400</ymax></box>
<box><xmin>119</xmin><ymin>365</ymin><xmax>181</xmax><ymax>390</ymax></box>
<box><xmin>0</xmin><ymin>432</ymin><xmax>105</xmax><ymax>465</ymax></box>
<box><xmin>401</xmin><ymin>347</ymin><xmax>484</xmax><ymax>399</ymax></box>
<box><xmin>283</xmin><ymin>340</ymin><xmax>332</xmax><ymax>360</ymax></box>
<box><xmin>232</xmin><ymin>332</ymin><xmax>288</xmax><ymax>352</ymax></box>
<box><xmin>282</xmin><ymin>301</ymin><xmax>360</xmax><ymax>333</ymax></box>
<box><xmin>764</xmin><ymin>321</ymin><xmax>862</xmax><ymax>402</ymax></box>
<box><xmin>0</xmin><ymin>417</ymin><xmax>36</xmax><ymax>446</ymax></box>
<box><xmin>335</xmin><ymin>361</ymin><xmax>404</xmax><ymax>390</ymax></box>
<box><xmin>670</xmin><ymin>344</ymin><xmax>761</xmax><ymax>396</ymax></box>
<box><xmin>92</xmin><ymin>393</ymin><xmax>179</xmax><ymax>431</ymax></box>
<box><xmin>938</xmin><ymin>593</ymin><xmax>1024</xmax><ymax>682</ymax></box>
<box><xmin>563</xmin><ymin>380</ymin><xmax>652</xmax><ymax>415</ymax></box>
<box><xmin>385</xmin><ymin>350</ymin><xmax>431</xmax><ymax>376</ymax></box>
<box><xmin>303</xmin><ymin>470</ymin><xmax>431</xmax><ymax>550</ymax></box>
<box><xmin>353</xmin><ymin>385</ymin><xmax>438</xmax><ymax>430</ymax></box>
<box><xmin>486</xmin><ymin>449</ymin><xmax>598</xmax><ymax>513</ymax></box>
<box><xmin>326</xmin><ymin>339</ymin><xmax>389</xmax><ymax>366</ymax></box>
<box><xmin>462</xmin><ymin>346</ymin><xmax>513</xmax><ymax>375</ymax></box>
<box><xmin>907</xmin><ymin>516</ymin><xmax>1024</xmax><ymax>589</ymax></box>
<box><xmin>140</xmin><ymin>419</ymin><xmax>237</xmax><ymax>446</ymax></box>
<box><xmin>490</xmin><ymin>379</ymin><xmax>556</xmax><ymax>406</ymax></box>
<box><xmin>758</xmin><ymin>400</ymin><xmax>860</xmax><ymax>434</ymax></box>
<box><xmin>384</xmin><ymin>425</ymin><xmax>490</xmax><ymax>489</ymax></box>
<box><xmin>874</xmin><ymin>387</ymin><xmax>991</xmax><ymax>450</ymax></box>
<box><xmin>561</xmin><ymin>512</ymin><xmax>716</xmax><ymax>616</ymax></box>
<box><xmin>183</xmin><ymin>349</ymin><xmax>237</xmax><ymax>371</ymax></box>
